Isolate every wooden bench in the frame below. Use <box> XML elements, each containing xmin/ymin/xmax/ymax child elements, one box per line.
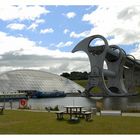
<box><xmin>100</xmin><ymin>110</ymin><xmax>122</xmax><ymax>116</ymax></box>
<box><xmin>55</xmin><ymin>111</ymin><xmax>65</xmax><ymax>120</ymax></box>
<box><xmin>90</xmin><ymin>108</ymin><xmax>97</xmax><ymax>115</ymax></box>
<box><xmin>84</xmin><ymin>112</ymin><xmax>92</xmax><ymax>121</ymax></box>
<box><xmin>0</xmin><ymin>106</ymin><xmax>4</xmax><ymax>115</ymax></box>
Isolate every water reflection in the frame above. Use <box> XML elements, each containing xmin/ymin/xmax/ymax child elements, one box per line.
<box><xmin>0</xmin><ymin>95</ymin><xmax>140</xmax><ymax>111</ymax></box>
<box><xmin>103</xmin><ymin>97</ymin><xmax>128</xmax><ymax>110</ymax></box>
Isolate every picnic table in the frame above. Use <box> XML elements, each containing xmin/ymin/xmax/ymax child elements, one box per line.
<box><xmin>64</xmin><ymin>106</ymin><xmax>84</xmax><ymax>119</ymax></box>
<box><xmin>55</xmin><ymin>106</ymin><xmax>94</xmax><ymax>121</ymax></box>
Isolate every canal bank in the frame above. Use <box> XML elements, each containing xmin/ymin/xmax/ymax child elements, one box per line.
<box><xmin>0</xmin><ymin>96</ymin><xmax>140</xmax><ymax>112</ymax></box>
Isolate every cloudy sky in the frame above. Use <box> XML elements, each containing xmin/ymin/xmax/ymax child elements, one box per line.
<box><xmin>0</xmin><ymin>2</ymin><xmax>140</xmax><ymax>74</ymax></box>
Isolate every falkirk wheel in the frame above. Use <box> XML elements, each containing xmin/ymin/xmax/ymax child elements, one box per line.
<box><xmin>72</xmin><ymin>35</ymin><xmax>140</xmax><ymax>97</ymax></box>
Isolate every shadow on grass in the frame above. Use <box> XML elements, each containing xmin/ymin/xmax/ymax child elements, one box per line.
<box><xmin>67</xmin><ymin>118</ymin><xmax>80</xmax><ymax>124</ymax></box>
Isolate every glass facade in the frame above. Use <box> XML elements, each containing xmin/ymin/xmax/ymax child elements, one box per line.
<box><xmin>0</xmin><ymin>69</ymin><xmax>84</xmax><ymax>93</ymax></box>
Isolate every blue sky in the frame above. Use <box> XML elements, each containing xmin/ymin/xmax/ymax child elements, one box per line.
<box><xmin>38</xmin><ymin>6</ymin><xmax>94</xmax><ymax>51</ymax></box>
<box><xmin>0</xmin><ymin>6</ymin><xmax>95</xmax><ymax>52</ymax></box>
<box><xmin>0</xmin><ymin>4</ymin><xmax>140</xmax><ymax>74</ymax></box>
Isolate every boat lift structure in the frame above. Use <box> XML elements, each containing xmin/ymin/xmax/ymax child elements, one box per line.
<box><xmin>72</xmin><ymin>35</ymin><xmax>140</xmax><ymax>96</ymax></box>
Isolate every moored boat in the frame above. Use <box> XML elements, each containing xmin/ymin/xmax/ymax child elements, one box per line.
<box><xmin>0</xmin><ymin>92</ymin><xmax>27</xmax><ymax>101</ymax></box>
<box><xmin>30</xmin><ymin>90</ymin><xmax>66</xmax><ymax>98</ymax></box>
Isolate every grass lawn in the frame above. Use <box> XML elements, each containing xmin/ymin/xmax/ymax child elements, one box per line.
<box><xmin>0</xmin><ymin>110</ymin><xmax>140</xmax><ymax>134</ymax></box>
<box><xmin>74</xmin><ymin>80</ymin><xmax>140</xmax><ymax>94</ymax></box>
<box><xmin>74</xmin><ymin>80</ymin><xmax>101</xmax><ymax>93</ymax></box>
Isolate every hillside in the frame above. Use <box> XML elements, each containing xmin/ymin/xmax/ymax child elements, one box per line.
<box><xmin>74</xmin><ymin>80</ymin><xmax>140</xmax><ymax>94</ymax></box>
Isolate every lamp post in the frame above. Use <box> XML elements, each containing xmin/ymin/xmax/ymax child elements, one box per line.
<box><xmin>3</xmin><ymin>92</ymin><xmax>5</xmax><ymax>109</ymax></box>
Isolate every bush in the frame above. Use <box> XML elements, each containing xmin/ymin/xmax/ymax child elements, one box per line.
<box><xmin>53</xmin><ymin>105</ymin><xmax>59</xmax><ymax>111</ymax></box>
<box><xmin>18</xmin><ymin>106</ymin><xmax>30</xmax><ymax>110</ymax></box>
<box><xmin>45</xmin><ymin>105</ymin><xmax>59</xmax><ymax>111</ymax></box>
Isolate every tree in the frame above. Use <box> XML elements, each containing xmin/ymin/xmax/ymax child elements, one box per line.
<box><xmin>60</xmin><ymin>72</ymin><xmax>70</xmax><ymax>79</ymax></box>
<box><xmin>60</xmin><ymin>71</ymin><xmax>89</xmax><ymax>80</ymax></box>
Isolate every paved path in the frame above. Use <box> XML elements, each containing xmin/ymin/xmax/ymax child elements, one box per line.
<box><xmin>97</xmin><ymin>112</ymin><xmax>140</xmax><ymax>117</ymax></box>
<box><xmin>122</xmin><ymin>113</ymin><xmax>140</xmax><ymax>117</ymax></box>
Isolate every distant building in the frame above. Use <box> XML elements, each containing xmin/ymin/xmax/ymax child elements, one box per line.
<box><xmin>0</xmin><ymin>69</ymin><xmax>84</xmax><ymax>94</ymax></box>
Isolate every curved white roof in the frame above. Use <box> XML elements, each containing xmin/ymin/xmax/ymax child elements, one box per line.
<box><xmin>0</xmin><ymin>69</ymin><xmax>84</xmax><ymax>93</ymax></box>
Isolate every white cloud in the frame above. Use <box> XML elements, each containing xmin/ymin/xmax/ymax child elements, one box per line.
<box><xmin>0</xmin><ymin>31</ymin><xmax>86</xmax><ymax>58</ymax></box>
<box><xmin>28</xmin><ymin>23</ymin><xmax>38</xmax><ymax>30</ymax></box>
<box><xmin>40</xmin><ymin>28</ymin><xmax>54</xmax><ymax>34</ymax></box>
<box><xmin>64</xmin><ymin>12</ymin><xmax>76</xmax><ymax>19</ymax></box>
<box><xmin>131</xmin><ymin>44</ymin><xmax>140</xmax><ymax>59</ymax></box>
<box><xmin>35</xmin><ymin>19</ymin><xmax>45</xmax><ymax>24</ymax></box>
<box><xmin>70</xmin><ymin>31</ymin><xmax>90</xmax><ymax>38</ymax></box>
<box><xmin>1</xmin><ymin>0</ymin><xmax>138</xmax><ymax>6</ymax></box>
<box><xmin>0</xmin><ymin>31</ymin><xmax>36</xmax><ymax>55</ymax></box>
<box><xmin>80</xmin><ymin>4</ymin><xmax>140</xmax><ymax>60</ymax></box>
<box><xmin>65</xmin><ymin>41</ymin><xmax>73</xmax><ymax>46</ymax></box>
<box><xmin>82</xmin><ymin>5</ymin><xmax>140</xmax><ymax>46</ymax></box>
<box><xmin>64</xmin><ymin>29</ymin><xmax>69</xmax><ymax>34</ymax></box>
<box><xmin>7</xmin><ymin>23</ymin><xmax>26</xmax><ymax>30</ymax></box>
<box><xmin>28</xmin><ymin>19</ymin><xmax>45</xmax><ymax>30</ymax></box>
<box><xmin>0</xmin><ymin>5</ymin><xmax>50</xmax><ymax>21</ymax></box>
<box><xmin>0</xmin><ymin>31</ymin><xmax>88</xmax><ymax>74</ymax></box>
<box><xmin>56</xmin><ymin>41</ymin><xmax>73</xmax><ymax>48</ymax></box>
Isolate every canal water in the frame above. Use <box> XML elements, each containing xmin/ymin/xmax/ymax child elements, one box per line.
<box><xmin>0</xmin><ymin>95</ymin><xmax>140</xmax><ymax>111</ymax></box>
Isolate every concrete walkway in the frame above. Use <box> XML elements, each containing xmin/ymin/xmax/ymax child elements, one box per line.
<box><xmin>96</xmin><ymin>112</ymin><xmax>140</xmax><ymax>117</ymax></box>
<box><xmin>122</xmin><ymin>113</ymin><xmax>140</xmax><ymax>117</ymax></box>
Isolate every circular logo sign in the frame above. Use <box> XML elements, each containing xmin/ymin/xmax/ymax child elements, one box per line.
<box><xmin>20</xmin><ymin>99</ymin><xmax>27</xmax><ymax>107</ymax></box>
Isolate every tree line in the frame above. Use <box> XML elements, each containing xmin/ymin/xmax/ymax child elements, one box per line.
<box><xmin>60</xmin><ymin>71</ymin><xmax>89</xmax><ymax>80</ymax></box>
<box><xmin>60</xmin><ymin>71</ymin><xmax>108</xmax><ymax>80</ymax></box>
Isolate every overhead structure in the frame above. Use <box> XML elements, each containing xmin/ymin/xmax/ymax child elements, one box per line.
<box><xmin>72</xmin><ymin>35</ymin><xmax>140</xmax><ymax>96</ymax></box>
<box><xmin>0</xmin><ymin>69</ymin><xmax>84</xmax><ymax>94</ymax></box>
